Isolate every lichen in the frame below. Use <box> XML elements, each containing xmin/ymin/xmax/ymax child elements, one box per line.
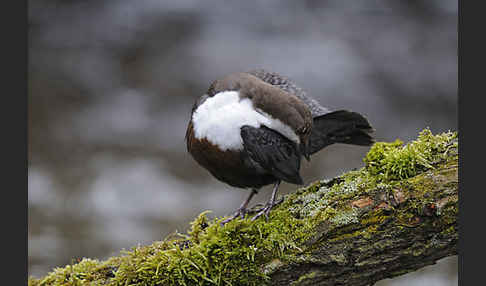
<box><xmin>290</xmin><ymin>271</ymin><xmax>318</xmax><ymax>286</ymax></box>
<box><xmin>262</xmin><ymin>259</ymin><xmax>284</xmax><ymax>275</ymax></box>
<box><xmin>329</xmin><ymin>207</ymin><xmax>360</xmax><ymax>226</ymax></box>
<box><xmin>28</xmin><ymin>129</ymin><xmax>458</xmax><ymax>286</ymax></box>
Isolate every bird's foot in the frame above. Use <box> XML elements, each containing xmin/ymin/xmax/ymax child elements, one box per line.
<box><xmin>250</xmin><ymin>197</ymin><xmax>284</xmax><ymax>221</ymax></box>
<box><xmin>220</xmin><ymin>189</ymin><xmax>259</xmax><ymax>226</ymax></box>
<box><xmin>220</xmin><ymin>206</ymin><xmax>249</xmax><ymax>226</ymax></box>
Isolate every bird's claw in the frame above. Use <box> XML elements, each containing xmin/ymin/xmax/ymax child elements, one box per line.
<box><xmin>250</xmin><ymin>197</ymin><xmax>284</xmax><ymax>221</ymax></box>
<box><xmin>220</xmin><ymin>196</ymin><xmax>284</xmax><ymax>225</ymax></box>
<box><xmin>250</xmin><ymin>204</ymin><xmax>271</xmax><ymax>221</ymax></box>
<box><xmin>220</xmin><ymin>207</ymin><xmax>248</xmax><ymax>226</ymax></box>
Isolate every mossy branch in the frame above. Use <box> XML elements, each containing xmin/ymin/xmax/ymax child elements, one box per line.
<box><xmin>29</xmin><ymin>129</ymin><xmax>458</xmax><ymax>286</ymax></box>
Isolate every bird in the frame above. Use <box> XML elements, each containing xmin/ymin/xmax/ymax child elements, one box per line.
<box><xmin>185</xmin><ymin>69</ymin><xmax>374</xmax><ymax>224</ymax></box>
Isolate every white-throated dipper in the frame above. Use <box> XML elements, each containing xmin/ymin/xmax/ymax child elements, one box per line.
<box><xmin>186</xmin><ymin>69</ymin><xmax>374</xmax><ymax>224</ymax></box>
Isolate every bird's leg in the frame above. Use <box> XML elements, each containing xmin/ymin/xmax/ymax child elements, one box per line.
<box><xmin>220</xmin><ymin>189</ymin><xmax>258</xmax><ymax>226</ymax></box>
<box><xmin>251</xmin><ymin>180</ymin><xmax>282</xmax><ymax>221</ymax></box>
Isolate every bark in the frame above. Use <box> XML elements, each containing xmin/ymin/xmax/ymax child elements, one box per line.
<box><xmin>265</xmin><ymin>158</ymin><xmax>458</xmax><ymax>285</ymax></box>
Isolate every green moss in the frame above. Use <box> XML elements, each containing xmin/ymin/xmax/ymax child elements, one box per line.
<box><xmin>28</xmin><ymin>258</ymin><xmax>116</xmax><ymax>286</ymax></box>
<box><xmin>441</xmin><ymin>225</ymin><xmax>457</xmax><ymax>236</ymax></box>
<box><xmin>364</xmin><ymin>128</ymin><xmax>457</xmax><ymax>183</ymax></box>
<box><xmin>28</xmin><ymin>129</ymin><xmax>458</xmax><ymax>286</ymax></box>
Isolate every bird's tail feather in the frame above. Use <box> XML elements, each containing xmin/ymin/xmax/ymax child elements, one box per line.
<box><xmin>308</xmin><ymin>110</ymin><xmax>374</xmax><ymax>155</ymax></box>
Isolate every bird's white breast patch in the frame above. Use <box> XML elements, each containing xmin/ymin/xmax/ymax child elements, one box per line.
<box><xmin>192</xmin><ymin>91</ymin><xmax>300</xmax><ymax>151</ymax></box>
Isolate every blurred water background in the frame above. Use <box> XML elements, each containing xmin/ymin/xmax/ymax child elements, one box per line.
<box><xmin>28</xmin><ymin>0</ymin><xmax>458</xmax><ymax>284</ymax></box>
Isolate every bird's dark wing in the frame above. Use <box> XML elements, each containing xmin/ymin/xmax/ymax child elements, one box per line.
<box><xmin>246</xmin><ymin>69</ymin><xmax>330</xmax><ymax>117</ymax></box>
<box><xmin>247</xmin><ymin>69</ymin><xmax>375</xmax><ymax>156</ymax></box>
<box><xmin>241</xmin><ymin>125</ymin><xmax>303</xmax><ymax>185</ymax></box>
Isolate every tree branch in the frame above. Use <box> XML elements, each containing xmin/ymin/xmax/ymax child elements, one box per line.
<box><xmin>29</xmin><ymin>130</ymin><xmax>458</xmax><ymax>286</ymax></box>
<box><xmin>266</xmin><ymin>160</ymin><xmax>458</xmax><ymax>285</ymax></box>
